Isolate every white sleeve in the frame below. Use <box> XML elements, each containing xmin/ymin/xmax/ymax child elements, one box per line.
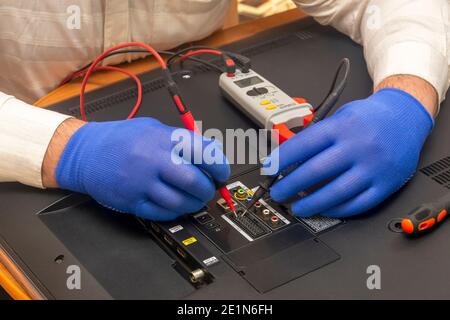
<box><xmin>293</xmin><ymin>0</ymin><xmax>450</xmax><ymax>103</ymax></box>
<box><xmin>0</xmin><ymin>92</ymin><xmax>71</xmax><ymax>188</ymax></box>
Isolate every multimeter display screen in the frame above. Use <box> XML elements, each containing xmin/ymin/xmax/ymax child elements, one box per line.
<box><xmin>234</xmin><ymin>76</ymin><xmax>264</xmax><ymax>88</ymax></box>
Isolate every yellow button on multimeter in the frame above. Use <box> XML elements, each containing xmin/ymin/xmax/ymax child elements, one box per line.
<box><xmin>260</xmin><ymin>100</ymin><xmax>271</xmax><ymax>105</ymax></box>
<box><xmin>265</xmin><ymin>105</ymin><xmax>277</xmax><ymax>110</ymax></box>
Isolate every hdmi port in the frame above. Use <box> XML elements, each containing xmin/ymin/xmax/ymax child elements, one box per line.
<box><xmin>176</xmin><ymin>247</ymin><xmax>187</xmax><ymax>259</ymax></box>
<box><xmin>150</xmin><ymin>222</ymin><xmax>160</xmax><ymax>233</ymax></box>
<box><xmin>163</xmin><ymin>234</ymin><xmax>174</xmax><ymax>246</ymax></box>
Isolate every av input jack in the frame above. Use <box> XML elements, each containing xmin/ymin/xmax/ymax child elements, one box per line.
<box><xmin>255</xmin><ymin>202</ymin><xmax>262</xmax><ymax>208</ymax></box>
<box><xmin>263</xmin><ymin>209</ymin><xmax>270</xmax><ymax>215</ymax></box>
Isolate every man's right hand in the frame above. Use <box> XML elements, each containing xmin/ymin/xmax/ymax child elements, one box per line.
<box><xmin>43</xmin><ymin>117</ymin><xmax>230</xmax><ymax>221</ymax></box>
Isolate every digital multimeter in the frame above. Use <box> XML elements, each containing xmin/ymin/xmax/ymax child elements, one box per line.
<box><xmin>219</xmin><ymin>69</ymin><xmax>313</xmax><ymax>131</ymax></box>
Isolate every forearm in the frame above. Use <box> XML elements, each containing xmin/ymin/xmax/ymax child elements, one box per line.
<box><xmin>376</xmin><ymin>75</ymin><xmax>438</xmax><ymax>117</ymax></box>
<box><xmin>42</xmin><ymin>118</ymin><xmax>85</xmax><ymax>188</ymax></box>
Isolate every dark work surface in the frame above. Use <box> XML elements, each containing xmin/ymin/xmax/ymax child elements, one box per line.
<box><xmin>0</xmin><ymin>287</ymin><xmax>10</xmax><ymax>300</ymax></box>
<box><xmin>1</xmin><ymin>17</ymin><xmax>450</xmax><ymax>299</ymax></box>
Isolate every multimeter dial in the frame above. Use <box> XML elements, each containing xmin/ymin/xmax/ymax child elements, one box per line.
<box><xmin>246</xmin><ymin>87</ymin><xmax>269</xmax><ymax>96</ymax></box>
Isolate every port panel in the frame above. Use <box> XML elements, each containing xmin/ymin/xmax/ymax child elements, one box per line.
<box><xmin>223</xmin><ymin>181</ymin><xmax>292</xmax><ymax>232</ymax></box>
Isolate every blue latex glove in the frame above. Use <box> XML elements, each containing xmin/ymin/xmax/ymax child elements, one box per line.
<box><xmin>266</xmin><ymin>88</ymin><xmax>433</xmax><ymax>218</ymax></box>
<box><xmin>56</xmin><ymin>117</ymin><xmax>230</xmax><ymax>221</ymax></box>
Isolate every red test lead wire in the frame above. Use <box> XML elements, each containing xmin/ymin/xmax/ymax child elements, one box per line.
<box><xmin>177</xmin><ymin>49</ymin><xmax>236</xmax><ymax>77</ymax></box>
<box><xmin>179</xmin><ymin>49</ymin><xmax>223</xmax><ymax>61</ymax></box>
<box><xmin>77</xmin><ymin>65</ymin><xmax>143</xmax><ymax>120</ymax></box>
<box><xmin>79</xmin><ymin>42</ymin><xmax>166</xmax><ymax>121</ymax></box>
<box><xmin>77</xmin><ymin>41</ymin><xmax>236</xmax><ymax>213</ymax></box>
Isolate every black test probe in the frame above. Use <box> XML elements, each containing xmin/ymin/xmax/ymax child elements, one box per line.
<box><xmin>245</xmin><ymin>58</ymin><xmax>350</xmax><ymax>213</ymax></box>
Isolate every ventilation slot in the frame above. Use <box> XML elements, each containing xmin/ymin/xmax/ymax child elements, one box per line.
<box><xmin>69</xmin><ymin>77</ymin><xmax>167</xmax><ymax>117</ymax></box>
<box><xmin>239</xmin><ymin>34</ymin><xmax>298</xmax><ymax>58</ymax></box>
<box><xmin>420</xmin><ymin>157</ymin><xmax>450</xmax><ymax>189</ymax></box>
<box><xmin>295</xmin><ymin>30</ymin><xmax>315</xmax><ymax>40</ymax></box>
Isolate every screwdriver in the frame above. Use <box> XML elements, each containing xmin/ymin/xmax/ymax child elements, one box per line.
<box><xmin>399</xmin><ymin>193</ymin><xmax>450</xmax><ymax>235</ymax></box>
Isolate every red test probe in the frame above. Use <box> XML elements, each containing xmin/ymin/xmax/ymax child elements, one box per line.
<box><xmin>164</xmin><ymin>53</ymin><xmax>237</xmax><ymax>213</ymax></box>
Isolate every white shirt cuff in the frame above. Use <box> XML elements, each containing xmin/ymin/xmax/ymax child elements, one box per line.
<box><xmin>0</xmin><ymin>93</ymin><xmax>72</xmax><ymax>188</ymax></box>
<box><xmin>371</xmin><ymin>41</ymin><xmax>449</xmax><ymax>104</ymax></box>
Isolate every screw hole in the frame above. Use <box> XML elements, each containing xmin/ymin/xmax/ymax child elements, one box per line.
<box><xmin>180</xmin><ymin>71</ymin><xmax>193</xmax><ymax>79</ymax></box>
<box><xmin>388</xmin><ymin>219</ymin><xmax>404</xmax><ymax>233</ymax></box>
<box><xmin>54</xmin><ymin>254</ymin><xmax>65</xmax><ymax>264</ymax></box>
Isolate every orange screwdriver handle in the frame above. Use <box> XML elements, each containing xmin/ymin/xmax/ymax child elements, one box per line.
<box><xmin>401</xmin><ymin>204</ymin><xmax>448</xmax><ymax>235</ymax></box>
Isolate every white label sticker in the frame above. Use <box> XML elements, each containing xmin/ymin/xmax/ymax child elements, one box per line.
<box><xmin>169</xmin><ymin>225</ymin><xmax>184</xmax><ymax>233</ymax></box>
<box><xmin>299</xmin><ymin>215</ymin><xmax>341</xmax><ymax>233</ymax></box>
<box><xmin>203</xmin><ymin>256</ymin><xmax>219</xmax><ymax>266</ymax></box>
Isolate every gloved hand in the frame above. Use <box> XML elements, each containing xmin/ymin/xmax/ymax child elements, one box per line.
<box><xmin>55</xmin><ymin>117</ymin><xmax>230</xmax><ymax>220</ymax></box>
<box><xmin>265</xmin><ymin>88</ymin><xmax>433</xmax><ymax>218</ymax></box>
